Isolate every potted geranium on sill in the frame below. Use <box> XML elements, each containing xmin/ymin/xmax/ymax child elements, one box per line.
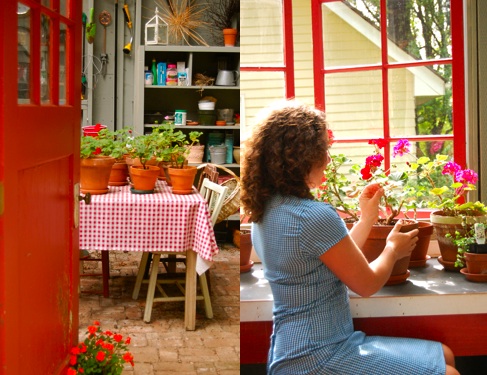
<box><xmin>315</xmin><ymin>135</ymin><xmax>432</xmax><ymax>283</ymax></box>
<box><xmin>67</xmin><ymin>321</ymin><xmax>134</xmax><ymax>374</ymax></box>
<box><xmin>316</xmin><ymin>133</ymin><xmax>486</xmax><ymax>274</ymax></box>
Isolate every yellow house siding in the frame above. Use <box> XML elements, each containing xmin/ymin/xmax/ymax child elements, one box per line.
<box><xmin>240</xmin><ymin>0</ymin><xmax>418</xmax><ymax>142</ymax></box>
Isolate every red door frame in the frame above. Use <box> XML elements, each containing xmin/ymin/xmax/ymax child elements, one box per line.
<box><xmin>0</xmin><ymin>0</ymin><xmax>81</xmax><ymax>373</ymax></box>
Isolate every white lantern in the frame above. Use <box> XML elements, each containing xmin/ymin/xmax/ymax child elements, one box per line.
<box><xmin>145</xmin><ymin>8</ymin><xmax>168</xmax><ymax>45</ymax></box>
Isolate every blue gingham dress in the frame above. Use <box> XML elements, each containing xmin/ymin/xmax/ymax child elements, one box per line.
<box><xmin>252</xmin><ymin>195</ymin><xmax>445</xmax><ymax>375</ymax></box>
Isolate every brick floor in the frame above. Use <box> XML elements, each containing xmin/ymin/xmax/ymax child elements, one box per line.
<box><xmin>79</xmin><ymin>243</ymin><xmax>240</xmax><ymax>375</ymax></box>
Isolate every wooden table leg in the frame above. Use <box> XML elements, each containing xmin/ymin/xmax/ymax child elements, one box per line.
<box><xmin>184</xmin><ymin>250</ymin><xmax>197</xmax><ymax>331</ymax></box>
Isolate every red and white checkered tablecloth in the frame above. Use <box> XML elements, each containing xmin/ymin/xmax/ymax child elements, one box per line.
<box><xmin>79</xmin><ymin>181</ymin><xmax>219</xmax><ymax>263</ymax></box>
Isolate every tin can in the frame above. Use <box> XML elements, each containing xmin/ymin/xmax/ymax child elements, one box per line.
<box><xmin>174</xmin><ymin>109</ymin><xmax>187</xmax><ymax>126</ymax></box>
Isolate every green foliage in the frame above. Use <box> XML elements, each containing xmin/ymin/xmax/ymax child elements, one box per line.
<box><xmin>67</xmin><ymin>321</ymin><xmax>134</xmax><ymax>375</ymax></box>
<box><xmin>314</xmin><ymin>137</ymin><xmax>486</xmax><ymax>225</ymax></box>
<box><xmin>128</xmin><ymin>125</ymin><xmax>203</xmax><ymax>169</ymax></box>
<box><xmin>80</xmin><ymin>128</ymin><xmax>133</xmax><ymax>159</ymax></box>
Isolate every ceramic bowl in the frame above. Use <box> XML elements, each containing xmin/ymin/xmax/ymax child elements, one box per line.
<box><xmin>198</xmin><ymin>101</ymin><xmax>215</xmax><ymax>110</ymax></box>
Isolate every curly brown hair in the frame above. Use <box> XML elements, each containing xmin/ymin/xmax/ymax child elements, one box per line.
<box><xmin>241</xmin><ymin>101</ymin><xmax>329</xmax><ymax>223</ymax></box>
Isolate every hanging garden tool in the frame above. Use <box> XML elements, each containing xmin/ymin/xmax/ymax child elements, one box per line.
<box><xmin>99</xmin><ymin>10</ymin><xmax>112</xmax><ymax>78</ymax></box>
<box><xmin>86</xmin><ymin>8</ymin><xmax>96</xmax><ymax>44</ymax></box>
<box><xmin>81</xmin><ymin>12</ymin><xmax>87</xmax><ymax>98</ymax></box>
<box><xmin>122</xmin><ymin>4</ymin><xmax>134</xmax><ymax>55</ymax></box>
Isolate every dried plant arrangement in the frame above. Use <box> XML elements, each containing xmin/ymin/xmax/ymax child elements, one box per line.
<box><xmin>154</xmin><ymin>0</ymin><xmax>209</xmax><ymax>46</ymax></box>
<box><xmin>194</xmin><ymin>73</ymin><xmax>215</xmax><ymax>95</ymax></box>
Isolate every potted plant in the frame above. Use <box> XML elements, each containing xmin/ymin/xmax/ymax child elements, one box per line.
<box><xmin>67</xmin><ymin>321</ymin><xmax>134</xmax><ymax>374</ymax></box>
<box><xmin>234</xmin><ymin>212</ymin><xmax>253</xmax><ymax>273</ymax></box>
<box><xmin>153</xmin><ymin>125</ymin><xmax>203</xmax><ymax>194</ymax></box>
<box><xmin>205</xmin><ymin>0</ymin><xmax>239</xmax><ymax>46</ymax></box>
<box><xmin>315</xmin><ymin>135</ymin><xmax>433</xmax><ymax>283</ymax></box>
<box><xmin>98</xmin><ymin>127</ymin><xmax>133</xmax><ymax>186</ymax></box>
<box><xmin>126</xmin><ymin>132</ymin><xmax>160</xmax><ymax>193</ymax></box>
<box><xmin>80</xmin><ymin>133</ymin><xmax>116</xmax><ymax>195</ymax></box>
<box><xmin>445</xmin><ymin>223</ymin><xmax>487</xmax><ymax>281</ymax></box>
<box><xmin>316</xmin><ymin>134</ymin><xmax>487</xmax><ymax>273</ymax></box>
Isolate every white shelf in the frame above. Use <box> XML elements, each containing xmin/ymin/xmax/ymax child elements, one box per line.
<box><xmin>145</xmin><ymin>46</ymin><xmax>239</xmax><ymax>53</ymax></box>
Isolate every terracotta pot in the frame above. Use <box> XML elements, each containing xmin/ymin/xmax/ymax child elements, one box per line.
<box><xmin>130</xmin><ymin>165</ymin><xmax>160</xmax><ymax>192</ymax></box>
<box><xmin>239</xmin><ymin>230</ymin><xmax>253</xmax><ymax>273</ymax></box>
<box><xmin>347</xmin><ymin>220</ymin><xmax>418</xmax><ymax>285</ymax></box>
<box><xmin>157</xmin><ymin>161</ymin><xmax>170</xmax><ymax>181</ymax></box>
<box><xmin>80</xmin><ymin>156</ymin><xmax>116</xmax><ymax>195</ymax></box>
<box><xmin>430</xmin><ymin>211</ymin><xmax>487</xmax><ymax>271</ymax></box>
<box><xmin>168</xmin><ymin>166</ymin><xmax>198</xmax><ymax>194</ymax></box>
<box><xmin>223</xmin><ymin>28</ymin><xmax>237</xmax><ymax>47</ymax></box>
<box><xmin>126</xmin><ymin>157</ymin><xmax>158</xmax><ymax>183</ymax></box>
<box><xmin>186</xmin><ymin>145</ymin><xmax>205</xmax><ymax>164</ymax></box>
<box><xmin>409</xmin><ymin>221</ymin><xmax>434</xmax><ymax>268</ymax></box>
<box><xmin>108</xmin><ymin>161</ymin><xmax>129</xmax><ymax>186</ymax></box>
<box><xmin>465</xmin><ymin>252</ymin><xmax>487</xmax><ymax>274</ymax></box>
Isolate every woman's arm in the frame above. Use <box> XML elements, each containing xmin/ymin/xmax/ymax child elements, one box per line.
<box><xmin>320</xmin><ymin>221</ymin><xmax>419</xmax><ymax>297</ymax></box>
<box><xmin>348</xmin><ymin>183</ymin><xmax>383</xmax><ymax>255</ymax></box>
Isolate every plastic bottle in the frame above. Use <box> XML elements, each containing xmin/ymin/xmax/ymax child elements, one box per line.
<box><xmin>151</xmin><ymin>59</ymin><xmax>158</xmax><ymax>85</ymax></box>
<box><xmin>144</xmin><ymin>66</ymin><xmax>153</xmax><ymax>85</ymax></box>
<box><xmin>166</xmin><ymin>64</ymin><xmax>178</xmax><ymax>86</ymax></box>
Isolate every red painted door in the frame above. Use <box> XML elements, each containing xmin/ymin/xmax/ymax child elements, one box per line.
<box><xmin>0</xmin><ymin>1</ymin><xmax>81</xmax><ymax>374</ymax></box>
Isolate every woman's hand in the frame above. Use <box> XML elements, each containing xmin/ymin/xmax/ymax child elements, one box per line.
<box><xmin>385</xmin><ymin>220</ymin><xmax>419</xmax><ymax>260</ymax></box>
<box><xmin>358</xmin><ymin>183</ymin><xmax>384</xmax><ymax>224</ymax></box>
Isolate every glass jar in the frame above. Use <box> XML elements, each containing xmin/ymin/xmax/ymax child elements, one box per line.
<box><xmin>166</xmin><ymin>64</ymin><xmax>178</xmax><ymax>86</ymax></box>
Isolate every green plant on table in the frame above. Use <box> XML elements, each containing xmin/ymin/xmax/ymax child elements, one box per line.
<box><xmin>152</xmin><ymin>124</ymin><xmax>202</xmax><ymax>168</ymax></box>
<box><xmin>80</xmin><ymin>127</ymin><xmax>133</xmax><ymax>160</ymax></box>
<box><xmin>127</xmin><ymin>132</ymin><xmax>158</xmax><ymax>169</ymax></box>
<box><xmin>67</xmin><ymin>321</ymin><xmax>134</xmax><ymax>375</ymax></box>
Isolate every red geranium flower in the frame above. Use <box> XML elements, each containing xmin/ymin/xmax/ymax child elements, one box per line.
<box><xmin>95</xmin><ymin>351</ymin><xmax>106</xmax><ymax>362</ymax></box>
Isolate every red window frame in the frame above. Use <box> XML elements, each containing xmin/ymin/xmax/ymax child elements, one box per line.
<box><xmin>240</xmin><ymin>0</ymin><xmax>296</xmax><ymax>99</ymax></box>
<box><xmin>311</xmin><ymin>0</ymin><xmax>465</xmax><ymax>171</ymax></box>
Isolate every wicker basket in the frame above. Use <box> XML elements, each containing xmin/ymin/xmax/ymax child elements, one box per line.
<box><xmin>215</xmin><ymin>164</ymin><xmax>240</xmax><ymax>223</ymax></box>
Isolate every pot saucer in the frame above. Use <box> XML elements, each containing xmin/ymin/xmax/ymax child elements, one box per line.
<box><xmin>240</xmin><ymin>260</ymin><xmax>254</xmax><ymax>274</ymax></box>
<box><xmin>437</xmin><ymin>256</ymin><xmax>462</xmax><ymax>272</ymax></box>
<box><xmin>460</xmin><ymin>268</ymin><xmax>487</xmax><ymax>282</ymax></box>
<box><xmin>130</xmin><ymin>188</ymin><xmax>154</xmax><ymax>194</ymax></box>
<box><xmin>385</xmin><ymin>270</ymin><xmax>410</xmax><ymax>286</ymax></box>
<box><xmin>409</xmin><ymin>255</ymin><xmax>431</xmax><ymax>268</ymax></box>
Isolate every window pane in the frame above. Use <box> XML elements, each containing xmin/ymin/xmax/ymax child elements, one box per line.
<box><xmin>324</xmin><ymin>70</ymin><xmax>383</xmax><ymax>139</ymax></box>
<box><xmin>240</xmin><ymin>71</ymin><xmax>285</xmax><ymax>131</ymax></box>
<box><xmin>240</xmin><ymin>0</ymin><xmax>283</xmax><ymax>67</ymax></box>
<box><xmin>59</xmin><ymin>22</ymin><xmax>67</xmax><ymax>104</ymax></box>
<box><xmin>60</xmin><ymin>0</ymin><xmax>68</xmax><ymax>17</ymax></box>
<box><xmin>386</xmin><ymin>0</ymin><xmax>451</xmax><ymax>62</ymax></box>
<box><xmin>41</xmin><ymin>13</ymin><xmax>51</xmax><ymax>104</ymax></box>
<box><xmin>17</xmin><ymin>3</ymin><xmax>31</xmax><ymax>104</ymax></box>
<box><xmin>389</xmin><ymin>66</ymin><xmax>452</xmax><ymax>137</ymax></box>
<box><xmin>323</xmin><ymin>1</ymin><xmax>381</xmax><ymax>68</ymax></box>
